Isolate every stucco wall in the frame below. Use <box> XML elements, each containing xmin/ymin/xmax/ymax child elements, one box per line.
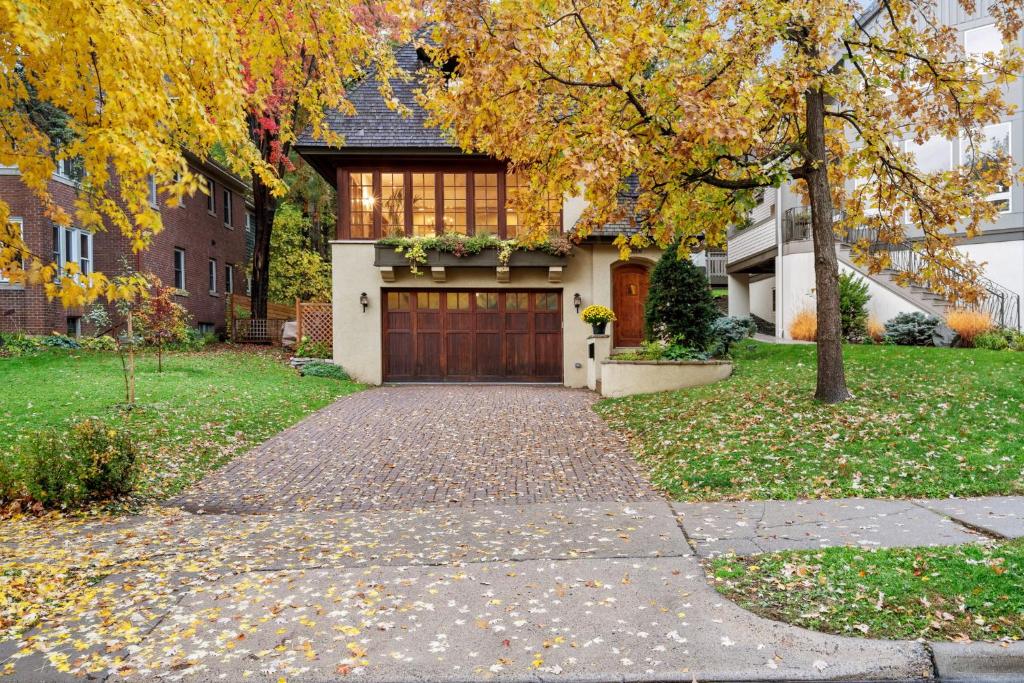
<box><xmin>749</xmin><ymin>277</ymin><xmax>775</xmax><ymax>322</ymax></box>
<box><xmin>330</xmin><ymin>241</ymin><xmax>662</xmax><ymax>387</ymax></box>
<box><xmin>959</xmin><ymin>241</ymin><xmax>1024</xmax><ymax>301</ymax></box>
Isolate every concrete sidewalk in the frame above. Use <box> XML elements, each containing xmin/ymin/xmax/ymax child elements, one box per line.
<box><xmin>1</xmin><ymin>502</ymin><xmax>937</xmax><ymax>682</ymax></box>
<box><xmin>673</xmin><ymin>495</ymin><xmax>1024</xmax><ymax>557</ymax></box>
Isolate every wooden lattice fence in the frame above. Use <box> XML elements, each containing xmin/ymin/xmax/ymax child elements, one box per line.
<box><xmin>296</xmin><ymin>300</ymin><xmax>332</xmax><ymax>347</ymax></box>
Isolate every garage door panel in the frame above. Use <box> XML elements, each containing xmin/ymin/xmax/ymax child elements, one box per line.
<box><xmin>384</xmin><ymin>290</ymin><xmax>562</xmax><ymax>383</ymax></box>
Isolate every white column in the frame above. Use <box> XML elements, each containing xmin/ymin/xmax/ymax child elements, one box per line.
<box><xmin>727</xmin><ymin>273</ymin><xmax>751</xmax><ymax>318</ymax></box>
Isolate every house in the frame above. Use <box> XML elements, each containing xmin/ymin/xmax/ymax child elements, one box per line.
<box><xmin>727</xmin><ymin>2</ymin><xmax>1024</xmax><ymax>336</ymax></box>
<box><xmin>296</xmin><ymin>39</ymin><xmax>675</xmax><ymax>387</ymax></box>
<box><xmin>0</xmin><ymin>153</ymin><xmax>252</xmax><ymax>336</ymax></box>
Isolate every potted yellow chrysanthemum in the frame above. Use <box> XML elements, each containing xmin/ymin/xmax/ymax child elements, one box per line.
<box><xmin>580</xmin><ymin>305</ymin><xmax>616</xmax><ymax>335</ymax></box>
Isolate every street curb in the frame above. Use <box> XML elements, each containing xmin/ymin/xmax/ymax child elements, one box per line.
<box><xmin>930</xmin><ymin>641</ymin><xmax>1024</xmax><ymax>681</ymax></box>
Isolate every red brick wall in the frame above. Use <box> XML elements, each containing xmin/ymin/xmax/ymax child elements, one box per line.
<box><xmin>0</xmin><ymin>166</ymin><xmax>248</xmax><ymax>336</ymax></box>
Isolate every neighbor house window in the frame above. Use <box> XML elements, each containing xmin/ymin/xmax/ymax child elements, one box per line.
<box><xmin>965</xmin><ymin>24</ymin><xmax>1002</xmax><ymax>70</ymax></box>
<box><xmin>55</xmin><ymin>157</ymin><xmax>84</xmax><ymax>182</ymax></box>
<box><xmin>67</xmin><ymin>317</ymin><xmax>81</xmax><ymax>337</ymax></box>
<box><xmin>906</xmin><ymin>137</ymin><xmax>952</xmax><ymax>174</ymax></box>
<box><xmin>51</xmin><ymin>225</ymin><xmax>93</xmax><ymax>278</ymax></box>
<box><xmin>173</xmin><ymin>248</ymin><xmax>186</xmax><ymax>290</ymax></box>
<box><xmin>410</xmin><ymin>173</ymin><xmax>436</xmax><ymax>236</ymax></box>
<box><xmin>473</xmin><ymin>173</ymin><xmax>499</xmax><ymax>236</ymax></box>
<box><xmin>0</xmin><ymin>217</ymin><xmax>23</xmax><ymax>284</ymax></box>
<box><xmin>381</xmin><ymin>172</ymin><xmax>405</xmax><ymax>236</ymax></box>
<box><xmin>961</xmin><ymin>121</ymin><xmax>1012</xmax><ymax>212</ymax></box>
<box><xmin>205</xmin><ymin>177</ymin><xmax>216</xmax><ymax>213</ymax></box>
<box><xmin>223</xmin><ymin>189</ymin><xmax>233</xmax><ymax>227</ymax></box>
<box><xmin>348</xmin><ymin>172</ymin><xmax>374</xmax><ymax>238</ymax></box>
<box><xmin>442</xmin><ymin>173</ymin><xmax>468</xmax><ymax>234</ymax></box>
<box><xmin>208</xmin><ymin>258</ymin><xmax>217</xmax><ymax>294</ymax></box>
<box><xmin>224</xmin><ymin>264</ymin><xmax>234</xmax><ymax>294</ymax></box>
<box><xmin>147</xmin><ymin>175</ymin><xmax>159</xmax><ymax>208</ymax></box>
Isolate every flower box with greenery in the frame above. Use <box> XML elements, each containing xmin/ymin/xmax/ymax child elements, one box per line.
<box><xmin>374</xmin><ymin>232</ymin><xmax>573</xmax><ymax>274</ymax></box>
<box><xmin>580</xmin><ymin>305</ymin><xmax>616</xmax><ymax>335</ymax></box>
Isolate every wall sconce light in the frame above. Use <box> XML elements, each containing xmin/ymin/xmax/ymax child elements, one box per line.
<box><xmin>360</xmin><ymin>292</ymin><xmax>369</xmax><ymax>313</ymax></box>
<box><xmin>573</xmin><ymin>293</ymin><xmax>582</xmax><ymax>313</ymax></box>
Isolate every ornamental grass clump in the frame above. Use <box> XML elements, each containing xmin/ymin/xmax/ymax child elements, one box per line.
<box><xmin>789</xmin><ymin>308</ymin><xmax>818</xmax><ymax>341</ymax></box>
<box><xmin>945</xmin><ymin>308</ymin><xmax>994</xmax><ymax>347</ymax></box>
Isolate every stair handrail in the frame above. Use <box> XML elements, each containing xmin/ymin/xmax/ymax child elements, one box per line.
<box><xmin>842</xmin><ymin>225</ymin><xmax>1021</xmax><ymax>330</ymax></box>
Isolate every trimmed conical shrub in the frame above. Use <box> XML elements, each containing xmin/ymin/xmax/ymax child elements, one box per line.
<box><xmin>644</xmin><ymin>241</ymin><xmax>718</xmax><ymax>350</ymax></box>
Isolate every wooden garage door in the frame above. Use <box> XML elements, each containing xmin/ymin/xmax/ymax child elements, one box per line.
<box><xmin>383</xmin><ymin>290</ymin><xmax>562</xmax><ymax>382</ymax></box>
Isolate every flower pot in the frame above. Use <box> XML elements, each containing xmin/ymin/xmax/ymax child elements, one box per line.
<box><xmin>591</xmin><ymin>321</ymin><xmax>608</xmax><ymax>335</ymax></box>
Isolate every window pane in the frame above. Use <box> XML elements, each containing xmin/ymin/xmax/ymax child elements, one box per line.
<box><xmin>505</xmin><ymin>172</ymin><xmax>526</xmax><ymax>238</ymax></box>
<box><xmin>906</xmin><ymin>138</ymin><xmax>951</xmax><ymax>174</ymax></box>
<box><xmin>442</xmin><ymin>173</ymin><xmax>468</xmax><ymax>234</ymax></box>
<box><xmin>536</xmin><ymin>292</ymin><xmax>558</xmax><ymax>310</ymax></box>
<box><xmin>381</xmin><ymin>173</ymin><xmax>405</xmax><ymax>236</ymax></box>
<box><xmin>387</xmin><ymin>291</ymin><xmax>410</xmax><ymax>311</ymax></box>
<box><xmin>349</xmin><ymin>172</ymin><xmax>374</xmax><ymax>238</ymax></box>
<box><xmin>505</xmin><ymin>292</ymin><xmax>529</xmax><ymax>311</ymax></box>
<box><xmin>416</xmin><ymin>291</ymin><xmax>440</xmax><ymax>309</ymax></box>
<box><xmin>475</xmin><ymin>292</ymin><xmax>497</xmax><ymax>310</ymax></box>
<box><xmin>446</xmin><ymin>292</ymin><xmax>470</xmax><ymax>309</ymax></box>
<box><xmin>474</xmin><ymin>173</ymin><xmax>498</xmax><ymax>236</ymax></box>
<box><xmin>962</xmin><ymin>122</ymin><xmax>1012</xmax><ymax>211</ymax></box>
<box><xmin>79</xmin><ymin>233</ymin><xmax>90</xmax><ymax>274</ymax></box>
<box><xmin>506</xmin><ymin>173</ymin><xmax>560</xmax><ymax>238</ymax></box>
<box><xmin>965</xmin><ymin>24</ymin><xmax>1001</xmax><ymax>59</ymax></box>
<box><xmin>411</xmin><ymin>173</ymin><xmax>436</xmax><ymax>236</ymax></box>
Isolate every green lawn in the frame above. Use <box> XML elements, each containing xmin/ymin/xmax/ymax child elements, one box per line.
<box><xmin>709</xmin><ymin>541</ymin><xmax>1024</xmax><ymax>641</ymax></box>
<box><xmin>595</xmin><ymin>340</ymin><xmax>1024</xmax><ymax>500</ymax></box>
<box><xmin>0</xmin><ymin>348</ymin><xmax>361</xmax><ymax>501</ymax></box>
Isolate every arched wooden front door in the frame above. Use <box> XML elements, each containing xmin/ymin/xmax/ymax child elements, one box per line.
<box><xmin>612</xmin><ymin>264</ymin><xmax>650</xmax><ymax>348</ymax></box>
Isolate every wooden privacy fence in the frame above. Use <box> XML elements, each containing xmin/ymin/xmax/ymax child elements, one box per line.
<box><xmin>227</xmin><ymin>293</ymin><xmax>294</xmax><ymax>345</ymax></box>
<box><xmin>296</xmin><ymin>300</ymin><xmax>332</xmax><ymax>346</ymax></box>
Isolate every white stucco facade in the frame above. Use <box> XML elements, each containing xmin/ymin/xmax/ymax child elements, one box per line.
<box><xmin>330</xmin><ymin>241</ymin><xmax>662</xmax><ymax>387</ymax></box>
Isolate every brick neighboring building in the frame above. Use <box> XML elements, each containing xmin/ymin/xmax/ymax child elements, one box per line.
<box><xmin>0</xmin><ymin>155</ymin><xmax>251</xmax><ymax>336</ymax></box>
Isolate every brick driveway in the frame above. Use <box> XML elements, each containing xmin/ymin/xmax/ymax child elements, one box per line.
<box><xmin>171</xmin><ymin>385</ymin><xmax>659</xmax><ymax>513</ymax></box>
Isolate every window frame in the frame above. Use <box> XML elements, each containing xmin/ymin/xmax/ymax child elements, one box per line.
<box><xmin>205</xmin><ymin>177</ymin><xmax>216</xmax><ymax>215</ymax></box>
<box><xmin>960</xmin><ymin>121</ymin><xmax>1012</xmax><ymax>213</ymax></box>
<box><xmin>339</xmin><ymin>166</ymin><xmax>563</xmax><ymax>241</ymax></box>
<box><xmin>225</xmin><ymin>263</ymin><xmax>234</xmax><ymax>294</ymax></box>
<box><xmin>173</xmin><ymin>248</ymin><xmax>186</xmax><ymax>291</ymax></box>
<box><xmin>208</xmin><ymin>258</ymin><xmax>218</xmax><ymax>295</ymax></box>
<box><xmin>222</xmin><ymin>188</ymin><xmax>233</xmax><ymax>228</ymax></box>
<box><xmin>0</xmin><ymin>217</ymin><xmax>24</xmax><ymax>285</ymax></box>
<box><xmin>147</xmin><ymin>175</ymin><xmax>159</xmax><ymax>208</ymax></box>
<box><xmin>51</xmin><ymin>225</ymin><xmax>93</xmax><ymax>280</ymax></box>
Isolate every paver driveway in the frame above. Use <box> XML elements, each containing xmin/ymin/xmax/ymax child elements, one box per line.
<box><xmin>172</xmin><ymin>384</ymin><xmax>658</xmax><ymax>513</ymax></box>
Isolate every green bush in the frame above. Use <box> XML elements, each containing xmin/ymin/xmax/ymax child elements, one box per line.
<box><xmin>644</xmin><ymin>242</ymin><xmax>718</xmax><ymax>350</ymax></box>
<box><xmin>975</xmin><ymin>328</ymin><xmax>1024</xmax><ymax>351</ymax></box>
<box><xmin>167</xmin><ymin>327</ymin><xmax>214</xmax><ymax>351</ymax></box>
<box><xmin>300</xmin><ymin>361</ymin><xmax>350</xmax><ymax>380</ymax></box>
<box><xmin>838</xmin><ymin>272</ymin><xmax>871</xmax><ymax>342</ymax></box>
<box><xmin>4</xmin><ymin>420</ymin><xmax>138</xmax><ymax>508</ymax></box>
<box><xmin>79</xmin><ymin>335</ymin><xmax>118</xmax><ymax>351</ymax></box>
<box><xmin>41</xmin><ymin>334</ymin><xmax>81</xmax><ymax>349</ymax></box>
<box><xmin>883</xmin><ymin>312</ymin><xmax>940</xmax><ymax>346</ymax></box>
<box><xmin>710</xmin><ymin>316</ymin><xmax>756</xmax><ymax>357</ymax></box>
<box><xmin>611</xmin><ymin>337</ymin><xmax>710</xmax><ymax>361</ymax></box>
<box><xmin>0</xmin><ymin>332</ymin><xmax>40</xmax><ymax>357</ymax></box>
<box><xmin>295</xmin><ymin>336</ymin><xmax>332</xmax><ymax>359</ymax></box>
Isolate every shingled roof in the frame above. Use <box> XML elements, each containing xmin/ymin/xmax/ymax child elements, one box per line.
<box><xmin>295</xmin><ymin>33</ymin><xmax>461</xmax><ymax>153</ymax></box>
<box><xmin>578</xmin><ymin>176</ymin><xmax>645</xmax><ymax>237</ymax></box>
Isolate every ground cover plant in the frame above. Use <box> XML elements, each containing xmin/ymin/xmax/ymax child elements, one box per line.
<box><xmin>708</xmin><ymin>540</ymin><xmax>1024</xmax><ymax>642</ymax></box>
<box><xmin>0</xmin><ymin>348</ymin><xmax>361</xmax><ymax>505</ymax></box>
<box><xmin>596</xmin><ymin>340</ymin><xmax>1024</xmax><ymax>500</ymax></box>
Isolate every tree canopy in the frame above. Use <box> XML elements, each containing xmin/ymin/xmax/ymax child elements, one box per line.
<box><xmin>422</xmin><ymin>0</ymin><xmax>1023</xmax><ymax>401</ymax></box>
<box><xmin>0</xmin><ymin>0</ymin><xmax>410</xmax><ymax>308</ymax></box>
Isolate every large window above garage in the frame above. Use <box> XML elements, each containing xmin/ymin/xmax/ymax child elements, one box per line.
<box><xmin>341</xmin><ymin>167</ymin><xmax>562</xmax><ymax>240</ymax></box>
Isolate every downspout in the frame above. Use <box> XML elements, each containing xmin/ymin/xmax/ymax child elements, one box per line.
<box><xmin>775</xmin><ymin>187</ymin><xmax>784</xmax><ymax>339</ymax></box>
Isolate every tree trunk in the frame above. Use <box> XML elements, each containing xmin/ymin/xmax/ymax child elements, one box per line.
<box><xmin>804</xmin><ymin>87</ymin><xmax>851</xmax><ymax>404</ymax></box>
<box><xmin>250</xmin><ymin>173</ymin><xmax>277</xmax><ymax>320</ymax></box>
<box><xmin>125</xmin><ymin>310</ymin><xmax>136</xmax><ymax>405</ymax></box>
